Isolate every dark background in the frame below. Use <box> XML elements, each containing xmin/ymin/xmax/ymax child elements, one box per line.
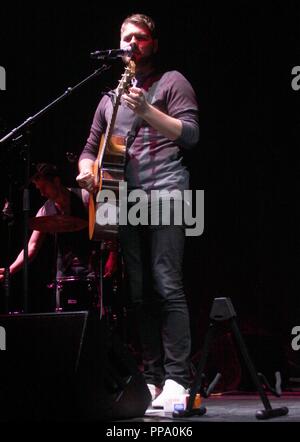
<box><xmin>1</xmin><ymin>1</ymin><xmax>299</xmax><ymax>387</ymax></box>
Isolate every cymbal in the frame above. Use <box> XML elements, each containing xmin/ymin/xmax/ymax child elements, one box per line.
<box><xmin>29</xmin><ymin>215</ymin><xmax>88</xmax><ymax>233</ymax></box>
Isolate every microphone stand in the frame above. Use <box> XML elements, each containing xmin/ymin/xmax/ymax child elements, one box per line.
<box><xmin>1</xmin><ymin>193</ymin><xmax>14</xmax><ymax>314</ymax></box>
<box><xmin>0</xmin><ymin>64</ymin><xmax>111</xmax><ymax>313</ymax></box>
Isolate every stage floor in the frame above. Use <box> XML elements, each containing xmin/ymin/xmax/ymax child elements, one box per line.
<box><xmin>119</xmin><ymin>391</ymin><xmax>300</xmax><ymax>422</ymax></box>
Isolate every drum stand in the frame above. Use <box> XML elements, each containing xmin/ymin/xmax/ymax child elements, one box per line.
<box><xmin>95</xmin><ymin>240</ymin><xmax>114</xmax><ymax>321</ymax></box>
<box><xmin>174</xmin><ymin>297</ymin><xmax>289</xmax><ymax>420</ymax></box>
<box><xmin>97</xmin><ymin>241</ymin><xmax>105</xmax><ymax>319</ymax></box>
<box><xmin>97</xmin><ymin>241</ymin><xmax>127</xmax><ymax>340</ymax></box>
<box><xmin>53</xmin><ymin>233</ymin><xmax>61</xmax><ymax>312</ymax></box>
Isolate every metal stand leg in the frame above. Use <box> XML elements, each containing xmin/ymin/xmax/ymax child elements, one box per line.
<box><xmin>53</xmin><ymin>233</ymin><xmax>62</xmax><ymax>312</ymax></box>
<box><xmin>229</xmin><ymin>318</ymin><xmax>288</xmax><ymax>419</ymax></box>
<box><xmin>55</xmin><ymin>282</ymin><xmax>62</xmax><ymax>312</ymax></box>
<box><xmin>174</xmin><ymin>297</ymin><xmax>289</xmax><ymax>420</ymax></box>
<box><xmin>1</xmin><ymin>196</ymin><xmax>15</xmax><ymax>314</ymax></box>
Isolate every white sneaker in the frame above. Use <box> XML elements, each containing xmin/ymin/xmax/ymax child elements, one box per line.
<box><xmin>152</xmin><ymin>379</ymin><xmax>188</xmax><ymax>409</ymax></box>
<box><xmin>147</xmin><ymin>384</ymin><xmax>162</xmax><ymax>401</ymax></box>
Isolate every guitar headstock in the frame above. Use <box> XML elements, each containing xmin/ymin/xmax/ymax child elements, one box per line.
<box><xmin>116</xmin><ymin>60</ymin><xmax>136</xmax><ymax>98</ymax></box>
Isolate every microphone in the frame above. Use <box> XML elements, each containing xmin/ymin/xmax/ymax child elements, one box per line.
<box><xmin>90</xmin><ymin>43</ymin><xmax>137</xmax><ymax>60</ymax></box>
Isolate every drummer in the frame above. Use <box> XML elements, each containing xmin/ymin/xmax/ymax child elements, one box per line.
<box><xmin>0</xmin><ymin>163</ymin><xmax>117</xmax><ymax>284</ymax></box>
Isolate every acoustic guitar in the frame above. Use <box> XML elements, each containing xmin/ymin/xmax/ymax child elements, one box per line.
<box><xmin>89</xmin><ymin>61</ymin><xmax>136</xmax><ymax>240</ymax></box>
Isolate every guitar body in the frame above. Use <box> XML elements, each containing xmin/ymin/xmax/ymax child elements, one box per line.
<box><xmin>89</xmin><ymin>134</ymin><xmax>126</xmax><ymax>240</ymax></box>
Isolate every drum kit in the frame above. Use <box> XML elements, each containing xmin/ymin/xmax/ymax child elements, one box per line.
<box><xmin>29</xmin><ymin>214</ymin><xmax>100</xmax><ymax>313</ymax></box>
<box><xmin>28</xmin><ymin>215</ymin><xmax>88</xmax><ymax>233</ymax></box>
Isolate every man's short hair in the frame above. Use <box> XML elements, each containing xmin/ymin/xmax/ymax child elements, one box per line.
<box><xmin>31</xmin><ymin>163</ymin><xmax>61</xmax><ymax>182</ymax></box>
<box><xmin>121</xmin><ymin>13</ymin><xmax>157</xmax><ymax>38</ymax></box>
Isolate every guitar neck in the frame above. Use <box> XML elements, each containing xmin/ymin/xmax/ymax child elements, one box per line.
<box><xmin>89</xmin><ymin>61</ymin><xmax>135</xmax><ymax>240</ymax></box>
<box><xmin>95</xmin><ymin>60</ymin><xmax>135</xmax><ymax>178</ymax></box>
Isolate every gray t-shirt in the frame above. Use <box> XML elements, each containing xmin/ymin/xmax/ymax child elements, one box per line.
<box><xmin>79</xmin><ymin>70</ymin><xmax>199</xmax><ymax>194</ymax></box>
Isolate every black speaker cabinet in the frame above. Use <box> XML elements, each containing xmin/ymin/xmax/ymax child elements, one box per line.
<box><xmin>0</xmin><ymin>311</ymin><xmax>151</xmax><ymax>421</ymax></box>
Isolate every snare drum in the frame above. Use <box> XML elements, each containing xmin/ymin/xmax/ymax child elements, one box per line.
<box><xmin>53</xmin><ymin>276</ymin><xmax>98</xmax><ymax>312</ymax></box>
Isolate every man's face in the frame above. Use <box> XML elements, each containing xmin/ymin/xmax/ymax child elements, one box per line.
<box><xmin>33</xmin><ymin>177</ymin><xmax>60</xmax><ymax>200</ymax></box>
<box><xmin>120</xmin><ymin>22</ymin><xmax>157</xmax><ymax>64</ymax></box>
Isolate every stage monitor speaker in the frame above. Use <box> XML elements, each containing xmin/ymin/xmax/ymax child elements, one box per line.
<box><xmin>0</xmin><ymin>311</ymin><xmax>151</xmax><ymax>421</ymax></box>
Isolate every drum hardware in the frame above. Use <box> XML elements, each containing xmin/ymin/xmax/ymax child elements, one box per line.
<box><xmin>47</xmin><ymin>276</ymin><xmax>98</xmax><ymax>312</ymax></box>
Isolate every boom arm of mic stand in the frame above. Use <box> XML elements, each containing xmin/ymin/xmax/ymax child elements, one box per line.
<box><xmin>0</xmin><ymin>64</ymin><xmax>111</xmax><ymax>145</ymax></box>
